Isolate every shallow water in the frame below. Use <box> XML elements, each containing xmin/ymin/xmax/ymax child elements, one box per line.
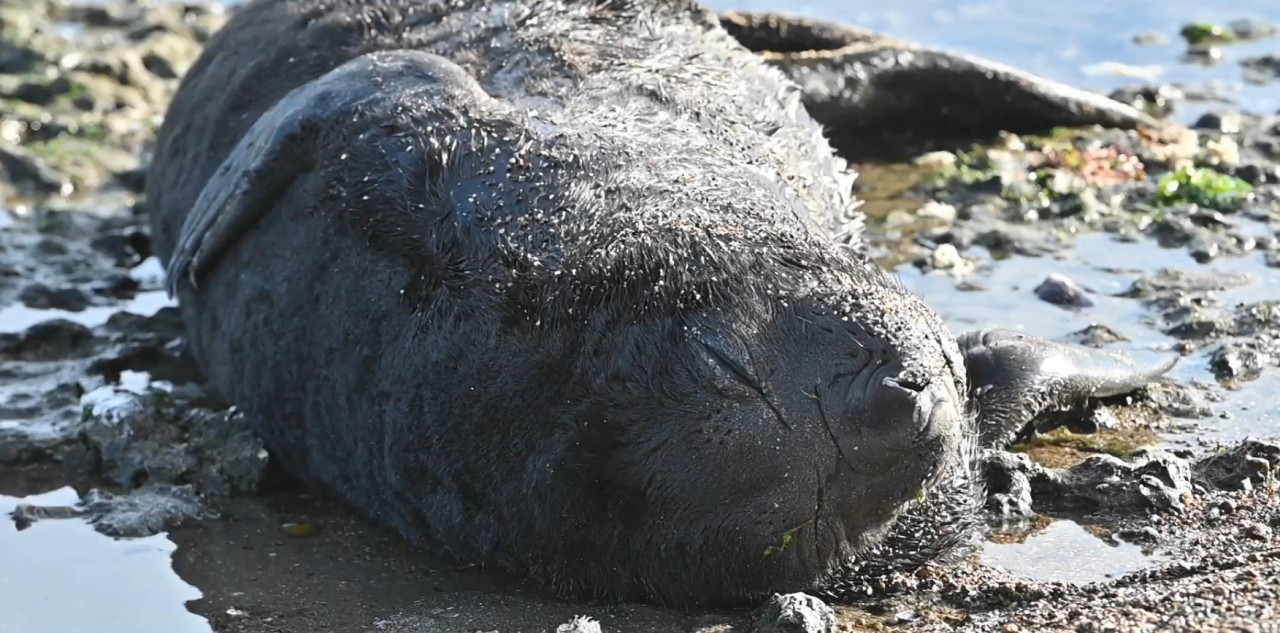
<box><xmin>0</xmin><ymin>487</ymin><xmax>210</xmax><ymax>633</ymax></box>
<box><xmin>896</xmin><ymin>232</ymin><xmax>1280</xmax><ymax>443</ymax></box>
<box><xmin>981</xmin><ymin>519</ymin><xmax>1160</xmax><ymax>585</ymax></box>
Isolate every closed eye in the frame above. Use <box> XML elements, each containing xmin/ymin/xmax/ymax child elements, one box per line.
<box><xmin>694</xmin><ymin>334</ymin><xmax>763</xmax><ymax>393</ymax></box>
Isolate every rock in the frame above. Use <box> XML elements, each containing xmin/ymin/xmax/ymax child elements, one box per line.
<box><xmin>0</xmin><ymin>143</ymin><xmax>71</xmax><ymax>195</ymax></box>
<box><xmin>1244</xmin><ymin>522</ymin><xmax>1273</xmax><ymax>541</ymax></box>
<box><xmin>4</xmin><ymin>75</ymin><xmax>74</xmax><ymax>106</ymax></box>
<box><xmin>1132</xmin><ymin>33</ymin><xmax>1167</xmax><ymax>46</ymax></box>
<box><xmin>1108</xmin><ymin>84</ymin><xmax>1183</xmax><ymax>118</ymax></box>
<box><xmin>755</xmin><ymin>593</ymin><xmax>836</xmax><ymax>633</ymax></box>
<box><xmin>913</xmin><ymin>150</ymin><xmax>957</xmax><ymax>169</ymax></box>
<box><xmin>918</xmin><ymin>200</ymin><xmax>958</xmax><ymax>223</ymax></box>
<box><xmin>1116</xmin><ymin>526</ymin><xmax>1160</xmax><ymax>545</ymax></box>
<box><xmin>1030</xmin><ymin>448</ymin><xmax>1195</xmax><ymax>515</ymax></box>
<box><xmin>556</xmin><ymin>616</ymin><xmax>603</xmax><ymax>633</ymax></box>
<box><xmin>983</xmin><ymin>450</ymin><xmax>1035</xmax><ymax>521</ymax></box>
<box><xmin>1209</xmin><ymin>344</ymin><xmax>1266</xmax><ymax>382</ymax></box>
<box><xmin>81</xmin><ymin>484</ymin><xmax>207</xmax><ymax>537</ymax></box>
<box><xmin>1194</xmin><ymin>440</ymin><xmax>1280</xmax><ymax>491</ymax></box>
<box><xmin>1034</xmin><ymin>273</ymin><xmax>1093</xmax><ymax>308</ymax></box>
<box><xmin>0</xmin><ymin>319</ymin><xmax>97</xmax><ymax>360</ymax></box>
<box><xmin>1125</xmin><ymin>268</ymin><xmax>1255</xmax><ymax>308</ymax></box>
<box><xmin>79</xmin><ymin>388</ymin><xmax>269</xmax><ymax>497</ymax></box>
<box><xmin>924</xmin><ymin>243</ymin><xmax>973</xmax><ymax>275</ymax></box>
<box><xmin>1229</xmin><ymin>18</ymin><xmax>1279</xmax><ymax>40</ymax></box>
<box><xmin>1202</xmin><ymin>135</ymin><xmax>1240</xmax><ymax>167</ymax></box>
<box><xmin>10</xmin><ymin>484</ymin><xmax>207</xmax><ymax>537</ymax></box>
<box><xmin>18</xmin><ymin>282</ymin><xmax>90</xmax><ymax>312</ymax></box>
<box><xmin>1242</xmin><ymin>55</ymin><xmax>1280</xmax><ymax>84</ymax></box>
<box><xmin>1063</xmin><ymin>324</ymin><xmax>1130</xmax><ymax>348</ymax></box>
<box><xmin>1193</xmin><ymin>111</ymin><xmax>1242</xmax><ymax>134</ymax></box>
<box><xmin>1231</xmin><ymin>162</ymin><xmax>1280</xmax><ymax>185</ymax></box>
<box><xmin>114</xmin><ymin>165</ymin><xmax>148</xmax><ymax>193</ymax></box>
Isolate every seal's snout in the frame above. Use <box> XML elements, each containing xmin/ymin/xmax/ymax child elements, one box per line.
<box><xmin>848</xmin><ymin>359</ymin><xmax>962</xmax><ymax>454</ymax></box>
<box><xmin>877</xmin><ymin>371</ymin><xmax>961</xmax><ymax>443</ymax></box>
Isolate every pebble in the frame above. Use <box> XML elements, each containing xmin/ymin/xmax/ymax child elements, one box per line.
<box><xmin>917</xmin><ymin>200</ymin><xmax>957</xmax><ymax>223</ymax></box>
<box><xmin>1034</xmin><ymin>273</ymin><xmax>1094</xmax><ymax>308</ymax></box>
<box><xmin>1132</xmin><ymin>33</ymin><xmax>1167</xmax><ymax>46</ymax></box>
<box><xmin>1245</xmin><ymin>522</ymin><xmax>1273</xmax><ymax>541</ymax></box>
<box><xmin>925</xmin><ymin>243</ymin><xmax>973</xmax><ymax>275</ymax></box>
<box><xmin>754</xmin><ymin>593</ymin><xmax>836</xmax><ymax>633</ymax></box>
<box><xmin>913</xmin><ymin>150</ymin><xmax>957</xmax><ymax>169</ymax></box>
<box><xmin>556</xmin><ymin>616</ymin><xmax>603</xmax><ymax>633</ymax></box>
<box><xmin>1193</xmin><ymin>111</ymin><xmax>1242</xmax><ymax>134</ymax></box>
<box><xmin>18</xmin><ymin>282</ymin><xmax>90</xmax><ymax>312</ymax></box>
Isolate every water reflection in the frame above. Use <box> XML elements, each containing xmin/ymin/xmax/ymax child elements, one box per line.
<box><xmin>982</xmin><ymin>519</ymin><xmax>1160</xmax><ymax>584</ymax></box>
<box><xmin>0</xmin><ymin>487</ymin><xmax>211</xmax><ymax>633</ymax></box>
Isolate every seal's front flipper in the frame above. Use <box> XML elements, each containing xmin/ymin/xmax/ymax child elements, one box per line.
<box><xmin>166</xmin><ymin>50</ymin><xmax>496</xmax><ymax>297</ymax></box>
<box><xmin>957</xmin><ymin>328</ymin><xmax>1177</xmax><ymax>449</ymax></box>
<box><xmin>717</xmin><ymin>11</ymin><xmax>1157</xmax><ymax>161</ymax></box>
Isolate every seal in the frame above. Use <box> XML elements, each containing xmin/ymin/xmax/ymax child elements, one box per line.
<box><xmin>145</xmin><ymin>0</ymin><xmax>1173</xmax><ymax>607</ymax></box>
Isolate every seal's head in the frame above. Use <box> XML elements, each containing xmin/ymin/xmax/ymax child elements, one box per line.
<box><xmin>544</xmin><ymin>226</ymin><xmax>969</xmax><ymax>606</ymax></box>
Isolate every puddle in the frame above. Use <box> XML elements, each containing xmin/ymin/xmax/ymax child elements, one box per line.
<box><xmin>0</xmin><ymin>487</ymin><xmax>211</xmax><ymax>633</ymax></box>
<box><xmin>981</xmin><ymin>520</ymin><xmax>1160</xmax><ymax>584</ymax></box>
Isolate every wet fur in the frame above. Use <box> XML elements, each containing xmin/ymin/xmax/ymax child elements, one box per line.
<box><xmin>147</xmin><ymin>0</ymin><xmax>979</xmax><ymax>606</ymax></box>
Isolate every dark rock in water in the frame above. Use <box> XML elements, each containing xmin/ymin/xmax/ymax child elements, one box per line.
<box><xmin>1063</xmin><ymin>324</ymin><xmax>1131</xmax><ymax>348</ymax></box>
<box><xmin>114</xmin><ymin>166</ymin><xmax>149</xmax><ymax>193</ymax></box>
<box><xmin>1242</xmin><ymin>55</ymin><xmax>1280</xmax><ymax>84</ymax></box>
<box><xmin>81</xmin><ymin>484</ymin><xmax>207</xmax><ymax>537</ymax></box>
<box><xmin>0</xmin><ymin>144</ymin><xmax>70</xmax><ymax>195</ymax></box>
<box><xmin>992</xmin><ymin>449</ymin><xmax>1187</xmax><ymax>516</ymax></box>
<box><xmin>10</xmin><ymin>503</ymin><xmax>82</xmax><ymax>531</ymax></box>
<box><xmin>1229</xmin><ymin>18</ymin><xmax>1279</xmax><ymax>41</ymax></box>
<box><xmin>90</xmin><ymin>229</ymin><xmax>152</xmax><ymax>267</ymax></box>
<box><xmin>1035</xmin><ymin>273</ymin><xmax>1094</xmax><ymax>308</ymax></box>
<box><xmin>1194</xmin><ymin>440</ymin><xmax>1280</xmax><ymax>491</ymax></box>
<box><xmin>1193</xmin><ymin>111</ymin><xmax>1242</xmax><ymax>134</ymax></box>
<box><xmin>18</xmin><ymin>283</ymin><xmax>91</xmax><ymax>312</ymax></box>
<box><xmin>10</xmin><ymin>484</ymin><xmax>207</xmax><ymax>537</ymax></box>
<box><xmin>1142</xmin><ymin>381</ymin><xmax>1221</xmax><ymax>420</ymax></box>
<box><xmin>1210</xmin><ymin>344</ymin><xmax>1266</xmax><ymax>382</ymax></box>
<box><xmin>1231</xmin><ymin>162</ymin><xmax>1280</xmax><ymax>186</ymax></box>
<box><xmin>1108</xmin><ymin>84</ymin><xmax>1183</xmax><ymax>118</ymax></box>
<box><xmin>0</xmin><ymin>319</ymin><xmax>98</xmax><ymax>361</ymax></box>
<box><xmin>754</xmin><ymin>593</ymin><xmax>836</xmax><ymax>633</ymax></box>
<box><xmin>1267</xmin><ymin>252</ymin><xmax>1280</xmax><ymax>268</ymax></box>
<box><xmin>1124</xmin><ymin>268</ymin><xmax>1255</xmax><ymax>308</ymax></box>
<box><xmin>79</xmin><ymin>388</ymin><xmax>268</xmax><ymax>497</ymax></box>
<box><xmin>5</xmin><ymin>76</ymin><xmax>74</xmax><ymax>106</ymax></box>
<box><xmin>1031</xmin><ymin>448</ymin><xmax>1194</xmax><ymax>514</ymax></box>
<box><xmin>1115</xmin><ymin>526</ymin><xmax>1160</xmax><ymax>545</ymax></box>
<box><xmin>984</xmin><ymin>441</ymin><xmax>1280</xmax><ymax>519</ymax></box>
<box><xmin>0</xmin><ymin>41</ymin><xmax>44</xmax><ymax>74</ymax></box>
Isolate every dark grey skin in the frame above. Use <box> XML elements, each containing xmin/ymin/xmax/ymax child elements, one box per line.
<box><xmin>146</xmin><ymin>0</ymin><xmax>1172</xmax><ymax>608</ymax></box>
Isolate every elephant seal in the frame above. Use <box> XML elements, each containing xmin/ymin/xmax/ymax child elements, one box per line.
<box><xmin>146</xmin><ymin>0</ymin><xmax>1172</xmax><ymax>608</ymax></box>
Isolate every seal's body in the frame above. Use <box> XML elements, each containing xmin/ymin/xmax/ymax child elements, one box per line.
<box><xmin>147</xmin><ymin>0</ymin><xmax>1171</xmax><ymax>607</ymax></box>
